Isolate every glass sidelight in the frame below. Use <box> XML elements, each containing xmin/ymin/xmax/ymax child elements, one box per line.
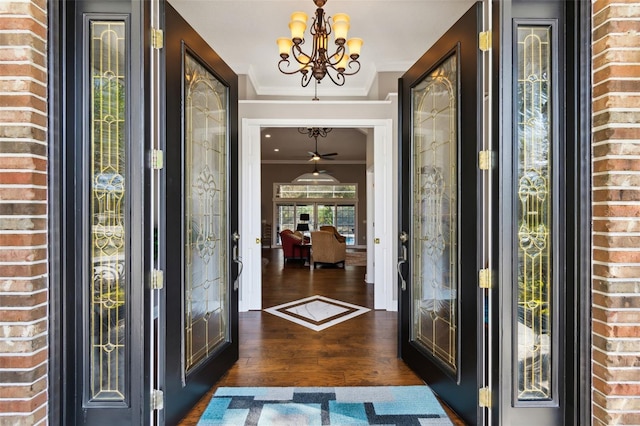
<box><xmin>183</xmin><ymin>52</ymin><xmax>229</xmax><ymax>373</ymax></box>
<box><xmin>411</xmin><ymin>53</ymin><xmax>458</xmax><ymax>375</ymax></box>
<box><xmin>515</xmin><ymin>25</ymin><xmax>553</xmax><ymax>401</ymax></box>
<box><xmin>89</xmin><ymin>20</ymin><xmax>127</xmax><ymax>402</ymax></box>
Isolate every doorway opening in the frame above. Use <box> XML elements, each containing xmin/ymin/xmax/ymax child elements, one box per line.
<box><xmin>239</xmin><ymin>117</ymin><xmax>397</xmax><ymax>312</ymax></box>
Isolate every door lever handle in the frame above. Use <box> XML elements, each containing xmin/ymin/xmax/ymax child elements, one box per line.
<box><xmin>397</xmin><ymin>231</ymin><xmax>409</xmax><ymax>291</ymax></box>
<box><xmin>232</xmin><ymin>231</ymin><xmax>243</xmax><ymax>291</ymax></box>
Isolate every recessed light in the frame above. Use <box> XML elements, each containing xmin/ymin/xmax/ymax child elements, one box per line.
<box><xmin>274</xmin><ymin>148</ymin><xmax>279</xmax><ymax>152</ymax></box>
<box><xmin>265</xmin><ymin>134</ymin><xmax>271</xmax><ymax>138</ymax></box>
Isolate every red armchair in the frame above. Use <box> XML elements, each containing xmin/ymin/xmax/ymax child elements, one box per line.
<box><xmin>279</xmin><ymin>229</ymin><xmax>310</xmax><ymax>263</ymax></box>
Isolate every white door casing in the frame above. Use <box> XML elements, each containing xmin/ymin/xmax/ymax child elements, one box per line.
<box><xmin>239</xmin><ymin>115</ymin><xmax>396</xmax><ymax>311</ymax></box>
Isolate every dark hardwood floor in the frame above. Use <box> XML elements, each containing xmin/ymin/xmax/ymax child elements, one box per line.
<box><xmin>178</xmin><ymin>248</ymin><xmax>465</xmax><ymax>425</ymax></box>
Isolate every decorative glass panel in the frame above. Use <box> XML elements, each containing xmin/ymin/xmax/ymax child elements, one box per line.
<box><xmin>90</xmin><ymin>20</ymin><xmax>127</xmax><ymax>402</ymax></box>
<box><xmin>516</xmin><ymin>26</ymin><xmax>552</xmax><ymax>401</ymax></box>
<box><xmin>184</xmin><ymin>52</ymin><xmax>229</xmax><ymax>372</ymax></box>
<box><xmin>411</xmin><ymin>54</ymin><xmax>458</xmax><ymax>374</ymax></box>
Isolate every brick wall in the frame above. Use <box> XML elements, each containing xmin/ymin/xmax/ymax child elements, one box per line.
<box><xmin>0</xmin><ymin>0</ymin><xmax>48</xmax><ymax>425</ymax></box>
<box><xmin>592</xmin><ymin>0</ymin><xmax>640</xmax><ymax>424</ymax></box>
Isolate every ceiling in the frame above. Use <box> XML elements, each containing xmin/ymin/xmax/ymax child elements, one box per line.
<box><xmin>260</xmin><ymin>127</ymin><xmax>367</xmax><ymax>163</ymax></box>
<box><xmin>168</xmin><ymin>0</ymin><xmax>475</xmax><ymax>162</ymax></box>
<box><xmin>168</xmin><ymin>0</ymin><xmax>476</xmax><ymax>98</ymax></box>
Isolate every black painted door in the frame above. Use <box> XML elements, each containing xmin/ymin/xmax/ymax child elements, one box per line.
<box><xmin>398</xmin><ymin>3</ymin><xmax>483</xmax><ymax>425</ymax></box>
<box><xmin>162</xmin><ymin>4</ymin><xmax>240</xmax><ymax>425</ymax></box>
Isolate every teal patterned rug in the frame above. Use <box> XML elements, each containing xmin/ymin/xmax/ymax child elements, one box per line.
<box><xmin>197</xmin><ymin>386</ymin><xmax>453</xmax><ymax>425</ymax></box>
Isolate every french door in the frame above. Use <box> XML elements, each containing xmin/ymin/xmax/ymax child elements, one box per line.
<box><xmin>398</xmin><ymin>3</ymin><xmax>483</xmax><ymax>425</ymax></box>
<box><xmin>161</xmin><ymin>4</ymin><xmax>240</xmax><ymax>425</ymax></box>
<box><xmin>398</xmin><ymin>1</ymin><xmax>586</xmax><ymax>425</ymax></box>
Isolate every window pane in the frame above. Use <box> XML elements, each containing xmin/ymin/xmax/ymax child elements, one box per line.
<box><xmin>90</xmin><ymin>20</ymin><xmax>127</xmax><ymax>402</ymax></box>
<box><xmin>336</xmin><ymin>205</ymin><xmax>355</xmax><ymax>245</ymax></box>
<box><xmin>516</xmin><ymin>25</ymin><xmax>552</xmax><ymax>401</ymax></box>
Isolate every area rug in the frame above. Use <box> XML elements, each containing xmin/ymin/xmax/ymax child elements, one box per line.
<box><xmin>264</xmin><ymin>295</ymin><xmax>370</xmax><ymax>332</ymax></box>
<box><xmin>345</xmin><ymin>251</ymin><xmax>367</xmax><ymax>266</ymax></box>
<box><xmin>197</xmin><ymin>386</ymin><xmax>453</xmax><ymax>425</ymax></box>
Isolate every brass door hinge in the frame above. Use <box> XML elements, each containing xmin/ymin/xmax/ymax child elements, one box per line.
<box><xmin>479</xmin><ymin>387</ymin><xmax>492</xmax><ymax>408</ymax></box>
<box><xmin>151</xmin><ymin>270</ymin><xmax>164</xmax><ymax>290</ymax></box>
<box><xmin>151</xmin><ymin>28</ymin><xmax>164</xmax><ymax>49</ymax></box>
<box><xmin>478</xmin><ymin>150</ymin><xmax>494</xmax><ymax>170</ymax></box>
<box><xmin>479</xmin><ymin>30</ymin><xmax>492</xmax><ymax>52</ymax></box>
<box><xmin>151</xmin><ymin>149</ymin><xmax>164</xmax><ymax>170</ymax></box>
<box><xmin>479</xmin><ymin>268</ymin><xmax>492</xmax><ymax>289</ymax></box>
<box><xmin>151</xmin><ymin>389</ymin><xmax>164</xmax><ymax>410</ymax></box>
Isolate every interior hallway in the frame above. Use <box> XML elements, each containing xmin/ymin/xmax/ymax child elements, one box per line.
<box><xmin>178</xmin><ymin>248</ymin><xmax>465</xmax><ymax>425</ymax></box>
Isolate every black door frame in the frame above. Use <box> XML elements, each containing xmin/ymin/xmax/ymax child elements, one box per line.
<box><xmin>47</xmin><ymin>0</ymin><xmax>592</xmax><ymax>424</ymax></box>
<box><xmin>489</xmin><ymin>0</ymin><xmax>592</xmax><ymax>424</ymax></box>
<box><xmin>49</xmin><ymin>0</ymin><xmax>152</xmax><ymax>424</ymax></box>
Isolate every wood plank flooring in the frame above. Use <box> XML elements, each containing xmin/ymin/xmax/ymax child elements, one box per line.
<box><xmin>178</xmin><ymin>248</ymin><xmax>465</xmax><ymax>425</ymax></box>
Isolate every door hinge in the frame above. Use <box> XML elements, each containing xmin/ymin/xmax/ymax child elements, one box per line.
<box><xmin>478</xmin><ymin>150</ymin><xmax>494</xmax><ymax>170</ymax></box>
<box><xmin>479</xmin><ymin>387</ymin><xmax>492</xmax><ymax>408</ymax></box>
<box><xmin>479</xmin><ymin>30</ymin><xmax>492</xmax><ymax>52</ymax></box>
<box><xmin>151</xmin><ymin>269</ymin><xmax>164</xmax><ymax>290</ymax></box>
<box><xmin>151</xmin><ymin>389</ymin><xmax>164</xmax><ymax>411</ymax></box>
<box><xmin>151</xmin><ymin>149</ymin><xmax>164</xmax><ymax>170</ymax></box>
<box><xmin>151</xmin><ymin>28</ymin><xmax>164</xmax><ymax>49</ymax></box>
<box><xmin>479</xmin><ymin>268</ymin><xmax>492</xmax><ymax>289</ymax></box>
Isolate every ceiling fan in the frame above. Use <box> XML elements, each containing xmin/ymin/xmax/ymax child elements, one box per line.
<box><xmin>298</xmin><ymin>127</ymin><xmax>338</xmax><ymax>161</ymax></box>
<box><xmin>311</xmin><ymin>164</ymin><xmax>329</xmax><ymax>176</ymax></box>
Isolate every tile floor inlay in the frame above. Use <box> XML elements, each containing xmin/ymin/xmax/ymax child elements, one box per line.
<box><xmin>265</xmin><ymin>295</ymin><xmax>371</xmax><ymax>331</ymax></box>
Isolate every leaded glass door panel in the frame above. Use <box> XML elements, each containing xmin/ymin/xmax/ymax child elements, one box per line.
<box><xmin>399</xmin><ymin>4</ymin><xmax>483</xmax><ymax>424</ymax></box>
<box><xmin>163</xmin><ymin>5</ymin><xmax>239</xmax><ymax>425</ymax></box>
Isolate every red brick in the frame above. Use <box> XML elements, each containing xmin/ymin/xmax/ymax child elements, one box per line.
<box><xmin>0</xmin><ymin>263</ymin><xmax>46</xmax><ymax>277</ymax></box>
<box><xmin>0</xmin><ymin>233</ymin><xmax>46</xmax><ymax>247</ymax></box>
<box><xmin>592</xmin><ymin>204</ymin><xmax>640</xmax><ymax>218</ymax></box>
<box><xmin>593</xmin><ymin>248</ymin><xmax>640</xmax><ymax>262</ymax></box>
<box><xmin>0</xmin><ymin>157</ymin><xmax>46</xmax><ymax>172</ymax></box>
<box><xmin>593</xmin><ymin>292</ymin><xmax>640</xmax><ymax>309</ymax></box>
<box><xmin>0</xmin><ymin>377</ymin><xmax>46</xmax><ymax>398</ymax></box>
<box><xmin>0</xmin><ymin>349</ymin><xmax>47</xmax><ymax>369</ymax></box>
<box><xmin>593</xmin><ymin>158</ymin><xmax>640</xmax><ymax>173</ymax></box>
<box><xmin>0</xmin><ymin>390</ymin><xmax>46</xmax><ymax>413</ymax></box>
<box><xmin>0</xmin><ymin>172</ymin><xmax>46</xmax><ymax>186</ymax></box>
<box><xmin>594</xmin><ymin>188</ymin><xmax>640</xmax><ymax>202</ymax></box>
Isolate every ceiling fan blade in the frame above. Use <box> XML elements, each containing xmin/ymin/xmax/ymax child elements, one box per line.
<box><xmin>307</xmin><ymin>151</ymin><xmax>316</xmax><ymax>156</ymax></box>
<box><xmin>321</xmin><ymin>152</ymin><xmax>338</xmax><ymax>156</ymax></box>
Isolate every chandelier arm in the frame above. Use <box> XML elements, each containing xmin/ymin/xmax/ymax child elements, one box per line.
<box><xmin>340</xmin><ymin>60</ymin><xmax>361</xmax><ymax>76</ymax></box>
<box><xmin>278</xmin><ymin>58</ymin><xmax>309</xmax><ymax>75</ymax></box>
<box><xmin>324</xmin><ymin>67</ymin><xmax>346</xmax><ymax>86</ymax></box>
<box><xmin>326</xmin><ymin>45</ymin><xmax>346</xmax><ymax>66</ymax></box>
<box><xmin>301</xmin><ymin>72</ymin><xmax>313</xmax><ymax>87</ymax></box>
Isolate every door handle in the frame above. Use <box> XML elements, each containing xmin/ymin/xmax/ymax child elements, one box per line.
<box><xmin>397</xmin><ymin>231</ymin><xmax>408</xmax><ymax>291</ymax></box>
<box><xmin>232</xmin><ymin>231</ymin><xmax>243</xmax><ymax>291</ymax></box>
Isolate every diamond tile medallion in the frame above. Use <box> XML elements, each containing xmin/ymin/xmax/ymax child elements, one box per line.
<box><xmin>264</xmin><ymin>295</ymin><xmax>371</xmax><ymax>331</ymax></box>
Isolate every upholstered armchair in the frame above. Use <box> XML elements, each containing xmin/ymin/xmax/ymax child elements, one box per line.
<box><xmin>279</xmin><ymin>229</ymin><xmax>310</xmax><ymax>263</ymax></box>
<box><xmin>319</xmin><ymin>225</ymin><xmax>347</xmax><ymax>243</ymax></box>
<box><xmin>310</xmin><ymin>230</ymin><xmax>346</xmax><ymax>268</ymax></box>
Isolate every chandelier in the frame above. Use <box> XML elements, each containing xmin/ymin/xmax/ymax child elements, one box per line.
<box><xmin>277</xmin><ymin>0</ymin><xmax>363</xmax><ymax>87</ymax></box>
